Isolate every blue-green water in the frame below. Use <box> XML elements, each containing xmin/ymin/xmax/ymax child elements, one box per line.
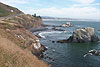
<box><xmin>40</xmin><ymin>21</ymin><xmax>100</xmax><ymax>67</ymax></box>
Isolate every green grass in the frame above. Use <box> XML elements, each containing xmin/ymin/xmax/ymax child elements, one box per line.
<box><xmin>0</xmin><ymin>7</ymin><xmax>10</xmax><ymax>17</ymax></box>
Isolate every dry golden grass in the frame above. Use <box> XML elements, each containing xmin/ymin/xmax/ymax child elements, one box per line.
<box><xmin>0</xmin><ymin>35</ymin><xmax>49</xmax><ymax>67</ymax></box>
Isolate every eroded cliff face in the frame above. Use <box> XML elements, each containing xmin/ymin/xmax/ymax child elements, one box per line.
<box><xmin>0</xmin><ymin>13</ymin><xmax>46</xmax><ymax>55</ymax></box>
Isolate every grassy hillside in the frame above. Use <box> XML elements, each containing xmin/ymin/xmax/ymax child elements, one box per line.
<box><xmin>0</xmin><ymin>2</ymin><xmax>48</xmax><ymax>67</ymax></box>
<box><xmin>0</xmin><ymin>2</ymin><xmax>23</xmax><ymax>17</ymax></box>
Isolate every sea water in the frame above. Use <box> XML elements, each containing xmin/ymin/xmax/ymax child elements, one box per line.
<box><xmin>40</xmin><ymin>21</ymin><xmax>100</xmax><ymax>67</ymax></box>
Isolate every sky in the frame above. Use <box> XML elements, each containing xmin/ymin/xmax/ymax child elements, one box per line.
<box><xmin>0</xmin><ymin>0</ymin><xmax>100</xmax><ymax>20</ymax></box>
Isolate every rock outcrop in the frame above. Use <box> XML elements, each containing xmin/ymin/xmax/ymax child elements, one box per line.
<box><xmin>58</xmin><ymin>27</ymin><xmax>99</xmax><ymax>43</ymax></box>
<box><xmin>61</xmin><ymin>22</ymin><xmax>74</xmax><ymax>27</ymax></box>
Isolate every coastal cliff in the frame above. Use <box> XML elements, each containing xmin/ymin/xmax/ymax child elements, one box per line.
<box><xmin>0</xmin><ymin>2</ymin><xmax>48</xmax><ymax>67</ymax></box>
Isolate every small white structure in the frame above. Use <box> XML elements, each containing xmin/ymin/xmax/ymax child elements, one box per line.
<box><xmin>10</xmin><ymin>10</ymin><xmax>14</xmax><ymax>12</ymax></box>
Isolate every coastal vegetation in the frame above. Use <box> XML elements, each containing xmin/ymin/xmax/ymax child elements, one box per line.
<box><xmin>0</xmin><ymin>2</ymin><xmax>48</xmax><ymax>67</ymax></box>
<box><xmin>0</xmin><ymin>2</ymin><xmax>23</xmax><ymax>17</ymax></box>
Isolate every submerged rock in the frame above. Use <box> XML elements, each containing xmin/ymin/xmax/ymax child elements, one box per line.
<box><xmin>98</xmin><ymin>30</ymin><xmax>100</xmax><ymax>33</ymax></box>
<box><xmin>52</xmin><ymin>41</ymin><xmax>56</xmax><ymax>43</ymax></box>
<box><xmin>58</xmin><ymin>27</ymin><xmax>99</xmax><ymax>43</ymax></box>
<box><xmin>84</xmin><ymin>49</ymin><xmax>100</xmax><ymax>57</ymax></box>
<box><xmin>52</xmin><ymin>27</ymin><xmax>65</xmax><ymax>31</ymax></box>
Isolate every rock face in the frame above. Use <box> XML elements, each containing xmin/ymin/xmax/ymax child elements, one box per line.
<box><xmin>58</xmin><ymin>27</ymin><xmax>99</xmax><ymax>43</ymax></box>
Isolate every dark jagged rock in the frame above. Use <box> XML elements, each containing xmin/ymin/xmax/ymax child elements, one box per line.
<box><xmin>57</xmin><ymin>27</ymin><xmax>99</xmax><ymax>43</ymax></box>
<box><xmin>52</xmin><ymin>27</ymin><xmax>65</xmax><ymax>31</ymax></box>
<box><xmin>32</xmin><ymin>44</ymin><xmax>48</xmax><ymax>58</ymax></box>
<box><xmin>98</xmin><ymin>30</ymin><xmax>100</xmax><ymax>33</ymax></box>
<box><xmin>52</xmin><ymin>41</ymin><xmax>55</xmax><ymax>43</ymax></box>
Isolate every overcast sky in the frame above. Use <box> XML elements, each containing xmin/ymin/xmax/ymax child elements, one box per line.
<box><xmin>0</xmin><ymin>0</ymin><xmax>100</xmax><ymax>20</ymax></box>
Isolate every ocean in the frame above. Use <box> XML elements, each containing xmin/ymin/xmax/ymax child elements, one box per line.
<box><xmin>40</xmin><ymin>21</ymin><xmax>100</xmax><ymax>67</ymax></box>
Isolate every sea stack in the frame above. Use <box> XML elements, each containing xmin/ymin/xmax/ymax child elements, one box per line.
<box><xmin>58</xmin><ymin>27</ymin><xmax>99</xmax><ymax>43</ymax></box>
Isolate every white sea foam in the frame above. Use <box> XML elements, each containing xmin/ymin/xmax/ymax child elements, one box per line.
<box><xmin>41</xmin><ymin>31</ymin><xmax>63</xmax><ymax>34</ymax></box>
<box><xmin>38</xmin><ymin>33</ymin><xmax>46</xmax><ymax>38</ymax></box>
<box><xmin>63</xmin><ymin>31</ymin><xmax>73</xmax><ymax>33</ymax></box>
<box><xmin>38</xmin><ymin>31</ymin><xmax>63</xmax><ymax>38</ymax></box>
<box><xmin>52</xmin><ymin>49</ymin><xmax>55</xmax><ymax>52</ymax></box>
